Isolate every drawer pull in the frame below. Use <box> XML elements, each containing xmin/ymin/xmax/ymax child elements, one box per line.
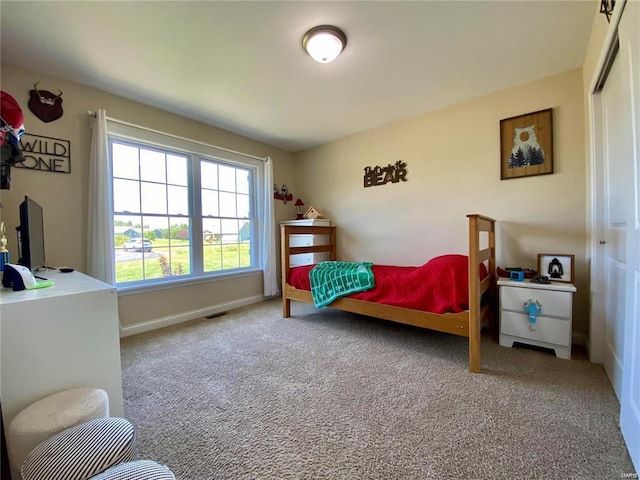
<box><xmin>524</xmin><ymin>299</ymin><xmax>542</xmax><ymax>331</ymax></box>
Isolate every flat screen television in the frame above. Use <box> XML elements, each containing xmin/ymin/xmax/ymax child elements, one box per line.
<box><xmin>16</xmin><ymin>196</ymin><xmax>46</xmax><ymax>272</ymax></box>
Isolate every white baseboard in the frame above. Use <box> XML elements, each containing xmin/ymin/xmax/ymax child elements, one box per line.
<box><xmin>119</xmin><ymin>295</ymin><xmax>265</xmax><ymax>337</ymax></box>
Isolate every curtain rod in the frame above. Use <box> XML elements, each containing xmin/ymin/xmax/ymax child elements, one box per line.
<box><xmin>87</xmin><ymin>110</ymin><xmax>269</xmax><ymax>163</ymax></box>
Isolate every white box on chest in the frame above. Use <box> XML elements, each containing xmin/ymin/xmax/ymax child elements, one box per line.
<box><xmin>498</xmin><ymin>278</ymin><xmax>576</xmax><ymax>359</ymax></box>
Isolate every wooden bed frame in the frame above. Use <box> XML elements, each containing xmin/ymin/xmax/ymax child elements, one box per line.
<box><xmin>280</xmin><ymin>214</ymin><xmax>496</xmax><ymax>373</ymax></box>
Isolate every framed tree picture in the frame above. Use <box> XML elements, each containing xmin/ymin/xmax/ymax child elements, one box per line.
<box><xmin>500</xmin><ymin>108</ymin><xmax>553</xmax><ymax>180</ymax></box>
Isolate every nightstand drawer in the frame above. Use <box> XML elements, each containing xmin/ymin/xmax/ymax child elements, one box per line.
<box><xmin>289</xmin><ymin>234</ymin><xmax>330</xmax><ymax>247</ymax></box>
<box><xmin>290</xmin><ymin>252</ymin><xmax>329</xmax><ymax>266</ymax></box>
<box><xmin>501</xmin><ymin>311</ymin><xmax>571</xmax><ymax>345</ymax></box>
<box><xmin>500</xmin><ymin>286</ymin><xmax>571</xmax><ymax>318</ymax></box>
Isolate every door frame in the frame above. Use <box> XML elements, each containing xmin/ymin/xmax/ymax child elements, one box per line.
<box><xmin>588</xmin><ymin>0</ymin><xmax>626</xmax><ymax>365</ymax></box>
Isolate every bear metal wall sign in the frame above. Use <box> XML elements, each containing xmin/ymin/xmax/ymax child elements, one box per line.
<box><xmin>363</xmin><ymin>160</ymin><xmax>408</xmax><ymax>188</ymax></box>
<box><xmin>28</xmin><ymin>81</ymin><xmax>64</xmax><ymax>123</ymax></box>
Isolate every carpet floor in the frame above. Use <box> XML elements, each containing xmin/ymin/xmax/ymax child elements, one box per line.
<box><xmin>120</xmin><ymin>299</ymin><xmax>636</xmax><ymax>479</ymax></box>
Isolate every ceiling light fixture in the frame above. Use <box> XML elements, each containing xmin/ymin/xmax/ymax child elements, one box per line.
<box><xmin>302</xmin><ymin>25</ymin><xmax>347</xmax><ymax>64</ymax></box>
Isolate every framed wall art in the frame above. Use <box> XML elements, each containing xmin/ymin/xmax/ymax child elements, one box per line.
<box><xmin>537</xmin><ymin>253</ymin><xmax>574</xmax><ymax>283</ymax></box>
<box><xmin>500</xmin><ymin>108</ymin><xmax>553</xmax><ymax>180</ymax></box>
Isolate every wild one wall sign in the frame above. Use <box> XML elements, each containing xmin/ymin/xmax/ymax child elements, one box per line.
<box><xmin>363</xmin><ymin>160</ymin><xmax>408</xmax><ymax>187</ymax></box>
<box><xmin>500</xmin><ymin>108</ymin><xmax>553</xmax><ymax>180</ymax></box>
<box><xmin>16</xmin><ymin>133</ymin><xmax>71</xmax><ymax>173</ymax></box>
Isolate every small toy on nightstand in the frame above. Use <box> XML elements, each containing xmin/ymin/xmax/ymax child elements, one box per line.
<box><xmin>530</xmin><ymin>275</ymin><xmax>551</xmax><ymax>284</ymax></box>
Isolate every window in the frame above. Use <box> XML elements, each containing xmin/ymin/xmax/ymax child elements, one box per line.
<box><xmin>108</xmin><ymin>124</ymin><xmax>262</xmax><ymax>287</ymax></box>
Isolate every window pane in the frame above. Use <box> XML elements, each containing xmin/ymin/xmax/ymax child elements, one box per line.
<box><xmin>170</xmin><ymin>217</ymin><xmax>190</xmax><ymax>246</ymax></box>
<box><xmin>219</xmin><ymin>192</ymin><xmax>236</xmax><ymax>217</ymax></box>
<box><xmin>219</xmin><ymin>165</ymin><xmax>236</xmax><ymax>192</ymax></box>
<box><xmin>203</xmin><ymin>218</ymin><xmax>221</xmax><ymax>245</ymax></box>
<box><xmin>114</xmin><ymin>179</ymin><xmax>140</xmax><ymax>213</ymax></box>
<box><xmin>167</xmin><ymin>154</ymin><xmax>188</xmax><ymax>186</ymax></box>
<box><xmin>168</xmin><ymin>186</ymin><xmax>189</xmax><ymax>215</ymax></box>
<box><xmin>114</xmin><ymin>215</ymin><xmax>142</xmax><ymax>249</ymax></box>
<box><xmin>236</xmin><ymin>169</ymin><xmax>249</xmax><ymax>194</ymax></box>
<box><xmin>112</xmin><ymin>144</ymin><xmax>139</xmax><ymax>180</ymax></box>
<box><xmin>116</xmin><ymin>258</ymin><xmax>144</xmax><ymax>283</ymax></box>
<box><xmin>149</xmin><ymin>216</ymin><xmax>168</xmax><ymax>236</ymax></box>
<box><xmin>239</xmin><ymin>221</ymin><xmax>251</xmax><ymax>243</ymax></box>
<box><xmin>143</xmin><ymin>253</ymin><xmax>164</xmax><ymax>280</ymax></box>
<box><xmin>237</xmin><ymin>193</ymin><xmax>250</xmax><ymax>218</ymax></box>
<box><xmin>142</xmin><ymin>215</ymin><xmax>168</xmax><ymax>241</ymax></box>
<box><xmin>201</xmin><ymin>161</ymin><xmax>218</xmax><ymax>189</ymax></box>
<box><xmin>169</xmin><ymin>246</ymin><xmax>190</xmax><ymax>276</ymax></box>
<box><xmin>239</xmin><ymin>242</ymin><xmax>251</xmax><ymax>268</ymax></box>
<box><xmin>202</xmin><ymin>189</ymin><xmax>219</xmax><ymax>217</ymax></box>
<box><xmin>203</xmin><ymin>244</ymin><xmax>222</xmax><ymax>272</ymax></box>
<box><xmin>141</xmin><ymin>182</ymin><xmax>167</xmax><ymax>214</ymax></box>
<box><xmin>221</xmin><ymin>219</ymin><xmax>239</xmax><ymax>242</ymax></box>
<box><xmin>223</xmin><ymin>244</ymin><xmax>240</xmax><ymax>269</ymax></box>
<box><xmin>140</xmin><ymin>149</ymin><xmax>166</xmax><ymax>183</ymax></box>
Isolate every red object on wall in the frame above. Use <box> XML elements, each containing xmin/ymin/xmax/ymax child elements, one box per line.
<box><xmin>274</xmin><ymin>191</ymin><xmax>293</xmax><ymax>202</ymax></box>
<box><xmin>274</xmin><ymin>184</ymin><xmax>293</xmax><ymax>204</ymax></box>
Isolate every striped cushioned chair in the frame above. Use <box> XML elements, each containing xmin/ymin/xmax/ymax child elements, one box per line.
<box><xmin>21</xmin><ymin>417</ymin><xmax>136</xmax><ymax>480</ymax></box>
<box><xmin>89</xmin><ymin>460</ymin><xmax>176</xmax><ymax>479</ymax></box>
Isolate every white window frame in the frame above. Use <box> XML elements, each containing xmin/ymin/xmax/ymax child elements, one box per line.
<box><xmin>107</xmin><ymin>121</ymin><xmax>265</xmax><ymax>292</ymax></box>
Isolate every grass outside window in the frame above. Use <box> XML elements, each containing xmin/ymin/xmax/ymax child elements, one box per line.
<box><xmin>115</xmin><ymin>239</ymin><xmax>251</xmax><ymax>284</ymax></box>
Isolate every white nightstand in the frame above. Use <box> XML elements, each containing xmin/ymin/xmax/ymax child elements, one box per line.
<box><xmin>498</xmin><ymin>278</ymin><xmax>577</xmax><ymax>359</ymax></box>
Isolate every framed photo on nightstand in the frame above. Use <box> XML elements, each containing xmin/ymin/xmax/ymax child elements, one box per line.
<box><xmin>538</xmin><ymin>253</ymin><xmax>574</xmax><ymax>283</ymax></box>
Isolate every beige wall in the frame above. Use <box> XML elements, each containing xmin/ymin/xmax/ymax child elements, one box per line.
<box><xmin>294</xmin><ymin>68</ymin><xmax>589</xmax><ymax>336</ymax></box>
<box><xmin>1</xmin><ymin>61</ymin><xmax>593</xmax><ymax>337</ymax></box>
<box><xmin>0</xmin><ymin>63</ymin><xmax>297</xmax><ymax>330</ymax></box>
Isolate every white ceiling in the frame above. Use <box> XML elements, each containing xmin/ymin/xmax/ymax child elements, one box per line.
<box><xmin>1</xmin><ymin>1</ymin><xmax>596</xmax><ymax>153</ymax></box>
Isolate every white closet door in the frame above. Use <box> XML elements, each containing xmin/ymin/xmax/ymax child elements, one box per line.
<box><xmin>600</xmin><ymin>50</ymin><xmax>631</xmax><ymax>400</ymax></box>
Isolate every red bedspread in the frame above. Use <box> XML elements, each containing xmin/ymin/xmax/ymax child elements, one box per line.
<box><xmin>287</xmin><ymin>254</ymin><xmax>488</xmax><ymax>314</ymax></box>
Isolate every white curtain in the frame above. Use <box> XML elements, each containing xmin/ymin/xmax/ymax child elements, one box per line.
<box><xmin>87</xmin><ymin>109</ymin><xmax>115</xmax><ymax>284</ymax></box>
<box><xmin>261</xmin><ymin>157</ymin><xmax>279</xmax><ymax>297</ymax></box>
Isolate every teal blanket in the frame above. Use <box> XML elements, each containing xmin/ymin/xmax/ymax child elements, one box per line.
<box><xmin>309</xmin><ymin>261</ymin><xmax>375</xmax><ymax>308</ymax></box>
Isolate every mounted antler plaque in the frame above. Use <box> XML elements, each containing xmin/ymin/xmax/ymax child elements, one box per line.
<box><xmin>28</xmin><ymin>81</ymin><xmax>64</xmax><ymax>123</ymax></box>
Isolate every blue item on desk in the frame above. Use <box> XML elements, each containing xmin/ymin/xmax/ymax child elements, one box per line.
<box><xmin>0</xmin><ymin>251</ymin><xmax>9</xmax><ymax>272</ymax></box>
<box><xmin>510</xmin><ymin>270</ymin><xmax>524</xmax><ymax>281</ymax></box>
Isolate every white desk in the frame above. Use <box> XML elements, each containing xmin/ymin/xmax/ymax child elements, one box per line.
<box><xmin>0</xmin><ymin>270</ymin><xmax>124</xmax><ymax>428</ymax></box>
